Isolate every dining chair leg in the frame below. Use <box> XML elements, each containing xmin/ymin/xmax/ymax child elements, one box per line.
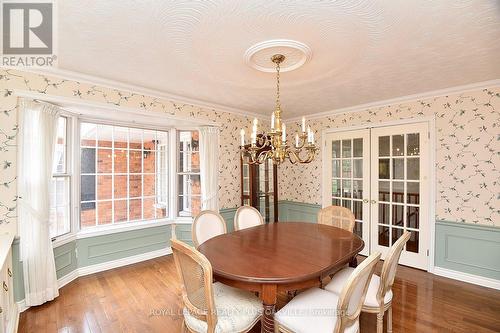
<box><xmin>387</xmin><ymin>305</ymin><xmax>393</xmax><ymax>333</ymax></box>
<box><xmin>376</xmin><ymin>312</ymin><xmax>384</xmax><ymax>333</ymax></box>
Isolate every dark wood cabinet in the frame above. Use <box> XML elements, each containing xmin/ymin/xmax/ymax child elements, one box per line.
<box><xmin>240</xmin><ymin>150</ymin><xmax>278</xmax><ymax>223</ymax></box>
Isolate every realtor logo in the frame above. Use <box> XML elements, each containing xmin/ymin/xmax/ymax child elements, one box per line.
<box><xmin>2</xmin><ymin>1</ymin><xmax>56</xmax><ymax>66</ymax></box>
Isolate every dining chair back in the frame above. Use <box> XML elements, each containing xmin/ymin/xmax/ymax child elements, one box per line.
<box><xmin>317</xmin><ymin>205</ymin><xmax>356</xmax><ymax>232</ymax></box>
<box><xmin>378</xmin><ymin>231</ymin><xmax>411</xmax><ymax>304</ymax></box>
<box><xmin>171</xmin><ymin>239</ymin><xmax>217</xmax><ymax>330</ymax></box>
<box><xmin>234</xmin><ymin>206</ymin><xmax>264</xmax><ymax>231</ymax></box>
<box><xmin>192</xmin><ymin>210</ymin><xmax>227</xmax><ymax>248</ymax></box>
<box><xmin>335</xmin><ymin>251</ymin><xmax>381</xmax><ymax>332</ymax></box>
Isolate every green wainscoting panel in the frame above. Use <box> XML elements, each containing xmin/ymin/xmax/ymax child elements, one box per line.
<box><xmin>278</xmin><ymin>200</ymin><xmax>320</xmax><ymax>223</ymax></box>
<box><xmin>220</xmin><ymin>207</ymin><xmax>237</xmax><ymax>232</ymax></box>
<box><xmin>77</xmin><ymin>225</ymin><xmax>171</xmax><ymax>267</ymax></box>
<box><xmin>435</xmin><ymin>220</ymin><xmax>500</xmax><ymax>280</ymax></box>
<box><xmin>54</xmin><ymin>241</ymin><xmax>78</xmax><ymax>279</ymax></box>
<box><xmin>174</xmin><ymin>223</ymin><xmax>193</xmax><ymax>245</ymax></box>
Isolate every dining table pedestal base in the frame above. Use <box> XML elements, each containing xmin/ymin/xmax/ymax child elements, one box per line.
<box><xmin>261</xmin><ymin>284</ymin><xmax>277</xmax><ymax>333</ymax></box>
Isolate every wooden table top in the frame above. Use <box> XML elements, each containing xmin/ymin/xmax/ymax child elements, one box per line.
<box><xmin>198</xmin><ymin>222</ymin><xmax>364</xmax><ymax>284</ymax></box>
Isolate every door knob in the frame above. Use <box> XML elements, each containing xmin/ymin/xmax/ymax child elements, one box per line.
<box><xmin>371</xmin><ymin>200</ymin><xmax>377</xmax><ymax>204</ymax></box>
<box><xmin>363</xmin><ymin>199</ymin><xmax>369</xmax><ymax>203</ymax></box>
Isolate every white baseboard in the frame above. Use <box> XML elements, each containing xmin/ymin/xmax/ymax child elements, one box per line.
<box><xmin>433</xmin><ymin>266</ymin><xmax>500</xmax><ymax>290</ymax></box>
<box><xmin>17</xmin><ymin>247</ymin><xmax>172</xmax><ymax>314</ymax></box>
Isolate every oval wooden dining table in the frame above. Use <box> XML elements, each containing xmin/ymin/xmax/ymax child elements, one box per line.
<box><xmin>197</xmin><ymin>221</ymin><xmax>364</xmax><ymax>333</ymax></box>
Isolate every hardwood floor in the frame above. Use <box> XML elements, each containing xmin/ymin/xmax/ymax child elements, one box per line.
<box><xmin>18</xmin><ymin>255</ymin><xmax>500</xmax><ymax>333</ymax></box>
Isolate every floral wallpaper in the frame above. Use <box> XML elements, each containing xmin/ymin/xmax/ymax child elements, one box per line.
<box><xmin>0</xmin><ymin>68</ymin><xmax>498</xmax><ymax>234</ymax></box>
<box><xmin>0</xmin><ymin>69</ymin><xmax>263</xmax><ymax>235</ymax></box>
<box><xmin>279</xmin><ymin>87</ymin><xmax>500</xmax><ymax>227</ymax></box>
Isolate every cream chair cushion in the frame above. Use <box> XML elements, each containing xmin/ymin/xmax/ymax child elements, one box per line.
<box><xmin>184</xmin><ymin>282</ymin><xmax>262</xmax><ymax>333</ymax></box>
<box><xmin>274</xmin><ymin>288</ymin><xmax>359</xmax><ymax>333</ymax></box>
<box><xmin>324</xmin><ymin>267</ymin><xmax>393</xmax><ymax>308</ymax></box>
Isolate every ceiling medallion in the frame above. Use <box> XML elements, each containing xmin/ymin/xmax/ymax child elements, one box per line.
<box><xmin>240</xmin><ymin>54</ymin><xmax>318</xmax><ymax>165</ymax></box>
<box><xmin>244</xmin><ymin>39</ymin><xmax>312</xmax><ymax>73</ymax></box>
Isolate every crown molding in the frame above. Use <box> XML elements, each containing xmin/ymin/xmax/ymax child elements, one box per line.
<box><xmin>16</xmin><ymin>67</ymin><xmax>267</xmax><ymax>120</ymax></box>
<box><xmin>286</xmin><ymin>79</ymin><xmax>500</xmax><ymax>122</ymax></box>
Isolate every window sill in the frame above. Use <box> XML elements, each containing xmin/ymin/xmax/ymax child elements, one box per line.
<box><xmin>51</xmin><ymin>218</ymin><xmax>194</xmax><ymax>248</ymax></box>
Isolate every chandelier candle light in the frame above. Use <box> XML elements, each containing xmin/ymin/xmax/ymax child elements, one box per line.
<box><xmin>240</xmin><ymin>54</ymin><xmax>318</xmax><ymax>165</ymax></box>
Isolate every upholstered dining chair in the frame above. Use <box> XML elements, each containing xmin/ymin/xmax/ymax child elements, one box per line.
<box><xmin>274</xmin><ymin>251</ymin><xmax>381</xmax><ymax>333</ymax></box>
<box><xmin>317</xmin><ymin>205</ymin><xmax>356</xmax><ymax>232</ymax></box>
<box><xmin>324</xmin><ymin>231</ymin><xmax>411</xmax><ymax>333</ymax></box>
<box><xmin>171</xmin><ymin>239</ymin><xmax>262</xmax><ymax>333</ymax></box>
<box><xmin>192</xmin><ymin>210</ymin><xmax>227</xmax><ymax>248</ymax></box>
<box><xmin>234</xmin><ymin>206</ymin><xmax>264</xmax><ymax>231</ymax></box>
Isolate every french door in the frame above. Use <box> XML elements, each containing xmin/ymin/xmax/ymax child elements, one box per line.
<box><xmin>323</xmin><ymin>122</ymin><xmax>430</xmax><ymax>269</ymax></box>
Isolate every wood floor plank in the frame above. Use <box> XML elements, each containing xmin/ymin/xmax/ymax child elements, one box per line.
<box><xmin>18</xmin><ymin>255</ymin><xmax>500</xmax><ymax>333</ymax></box>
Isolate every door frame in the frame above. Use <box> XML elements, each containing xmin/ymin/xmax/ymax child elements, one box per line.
<box><xmin>321</xmin><ymin>116</ymin><xmax>436</xmax><ymax>272</ymax></box>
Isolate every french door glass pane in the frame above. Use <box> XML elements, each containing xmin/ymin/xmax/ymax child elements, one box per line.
<box><xmin>342</xmin><ymin>140</ymin><xmax>351</xmax><ymax>158</ymax></box>
<box><xmin>407</xmin><ymin>182</ymin><xmax>420</xmax><ymax>204</ymax></box>
<box><xmin>342</xmin><ymin>160</ymin><xmax>351</xmax><ymax>178</ymax></box>
<box><xmin>407</xmin><ymin>133</ymin><xmax>420</xmax><ymax>156</ymax></box>
<box><xmin>353</xmin><ymin>180</ymin><xmax>363</xmax><ymax>199</ymax></box>
<box><xmin>392</xmin><ymin>159</ymin><xmax>404</xmax><ymax>179</ymax></box>
<box><xmin>332</xmin><ymin>160</ymin><xmax>341</xmax><ymax>177</ymax></box>
<box><xmin>353</xmin><ymin>138</ymin><xmax>363</xmax><ymax>157</ymax></box>
<box><xmin>332</xmin><ymin>179</ymin><xmax>341</xmax><ymax>197</ymax></box>
<box><xmin>379</xmin><ymin>181</ymin><xmax>390</xmax><ymax>201</ymax></box>
<box><xmin>379</xmin><ymin>136</ymin><xmax>390</xmax><ymax>156</ymax></box>
<box><xmin>392</xmin><ymin>135</ymin><xmax>404</xmax><ymax>156</ymax></box>
<box><xmin>379</xmin><ymin>159</ymin><xmax>390</xmax><ymax>179</ymax></box>
<box><xmin>353</xmin><ymin>159</ymin><xmax>363</xmax><ymax>178</ymax></box>
<box><xmin>392</xmin><ymin>181</ymin><xmax>404</xmax><ymax>203</ymax></box>
<box><xmin>407</xmin><ymin>158</ymin><xmax>420</xmax><ymax>180</ymax></box>
<box><xmin>379</xmin><ymin>226</ymin><xmax>390</xmax><ymax>246</ymax></box>
<box><xmin>332</xmin><ymin>140</ymin><xmax>340</xmax><ymax>158</ymax></box>
<box><xmin>407</xmin><ymin>231</ymin><xmax>419</xmax><ymax>253</ymax></box>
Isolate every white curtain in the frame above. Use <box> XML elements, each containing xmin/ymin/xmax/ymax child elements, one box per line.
<box><xmin>199</xmin><ymin>126</ymin><xmax>220</xmax><ymax>211</ymax></box>
<box><xmin>18</xmin><ymin>99</ymin><xmax>60</xmax><ymax>306</ymax></box>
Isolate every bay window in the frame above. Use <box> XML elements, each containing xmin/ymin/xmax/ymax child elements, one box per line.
<box><xmin>48</xmin><ymin>113</ymin><xmax>202</xmax><ymax>240</ymax></box>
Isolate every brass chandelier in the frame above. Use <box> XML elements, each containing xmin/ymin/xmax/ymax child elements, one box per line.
<box><xmin>240</xmin><ymin>54</ymin><xmax>318</xmax><ymax>165</ymax></box>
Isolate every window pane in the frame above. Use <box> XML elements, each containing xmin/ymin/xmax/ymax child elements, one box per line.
<box><xmin>342</xmin><ymin>160</ymin><xmax>351</xmax><ymax>178</ymax></box>
<box><xmin>53</xmin><ymin>117</ymin><xmax>67</xmax><ymax>174</ymax></box>
<box><xmin>80</xmin><ymin>202</ymin><xmax>96</xmax><ymax>228</ymax></box>
<box><xmin>97</xmin><ymin>175</ymin><xmax>113</xmax><ymax>200</ymax></box>
<box><xmin>81</xmin><ymin>175</ymin><xmax>96</xmax><ymax>201</ymax></box>
<box><xmin>144</xmin><ymin>149</ymin><xmax>156</xmax><ymax>173</ymax></box>
<box><xmin>81</xmin><ymin>148</ymin><xmax>96</xmax><ymax>174</ymax></box>
<box><xmin>143</xmin><ymin>130</ymin><xmax>157</xmax><ymax>150</ymax></box>
<box><xmin>97</xmin><ymin>124</ymin><xmax>113</xmax><ymax>148</ymax></box>
<box><xmin>177</xmin><ymin>131</ymin><xmax>201</xmax><ymax>217</ymax></box>
<box><xmin>392</xmin><ymin>204</ymin><xmax>404</xmax><ymax>227</ymax></box>
<box><xmin>114</xmin><ymin>200</ymin><xmax>128</xmax><ymax>223</ymax></box>
<box><xmin>49</xmin><ymin>177</ymin><xmax>70</xmax><ymax>238</ymax></box>
<box><xmin>81</xmin><ymin>123</ymin><xmax>96</xmax><ymax>147</ymax></box>
<box><xmin>97</xmin><ymin>148</ymin><xmax>112</xmax><ymax>173</ymax></box>
<box><xmin>407</xmin><ymin>182</ymin><xmax>420</xmax><ymax>204</ymax></box>
<box><xmin>129</xmin><ymin>128</ymin><xmax>143</xmax><ymax>149</ymax></box>
<box><xmin>332</xmin><ymin>179</ymin><xmax>341</xmax><ymax>197</ymax></box>
<box><xmin>353</xmin><ymin>180</ymin><xmax>363</xmax><ymax>199</ymax></box>
<box><xmin>392</xmin><ymin>181</ymin><xmax>404</xmax><ymax>203</ymax></box>
<box><xmin>379</xmin><ymin>226</ymin><xmax>390</xmax><ymax>247</ymax></box>
<box><xmin>144</xmin><ymin>174</ymin><xmax>155</xmax><ymax>196</ymax></box>
<box><xmin>407</xmin><ymin>206</ymin><xmax>420</xmax><ymax>229</ymax></box>
<box><xmin>114</xmin><ymin>149</ymin><xmax>128</xmax><ymax>173</ymax></box>
<box><xmin>113</xmin><ymin>126</ymin><xmax>128</xmax><ymax>148</ymax></box>
<box><xmin>379</xmin><ymin>159</ymin><xmax>390</xmax><ymax>179</ymax></box>
<box><xmin>97</xmin><ymin>201</ymin><xmax>112</xmax><ymax>225</ymax></box>
<box><xmin>143</xmin><ymin>197</ymin><xmax>156</xmax><ymax>220</ymax></box>
<box><xmin>129</xmin><ymin>150</ymin><xmax>143</xmax><ymax>173</ymax></box>
<box><xmin>129</xmin><ymin>199</ymin><xmax>142</xmax><ymax>221</ymax></box>
<box><xmin>129</xmin><ymin>175</ymin><xmax>142</xmax><ymax>198</ymax></box>
<box><xmin>342</xmin><ymin>180</ymin><xmax>351</xmax><ymax>198</ymax></box>
<box><xmin>114</xmin><ymin>175</ymin><xmax>128</xmax><ymax>199</ymax></box>
<box><xmin>332</xmin><ymin>160</ymin><xmax>340</xmax><ymax>178</ymax></box>
<box><xmin>407</xmin><ymin>231</ymin><xmax>419</xmax><ymax>253</ymax></box>
<box><xmin>392</xmin><ymin>158</ymin><xmax>404</xmax><ymax>179</ymax></box>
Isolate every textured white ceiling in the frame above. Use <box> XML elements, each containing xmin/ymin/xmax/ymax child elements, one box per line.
<box><xmin>57</xmin><ymin>0</ymin><xmax>500</xmax><ymax>118</ymax></box>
